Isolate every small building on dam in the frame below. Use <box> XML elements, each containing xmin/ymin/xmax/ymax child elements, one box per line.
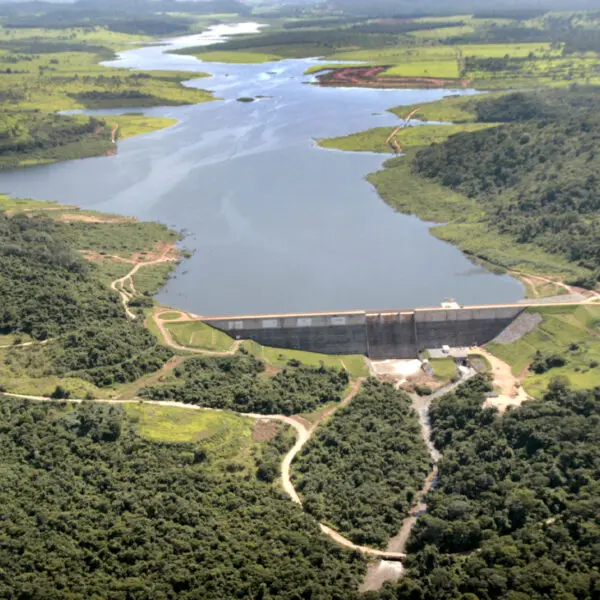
<box><xmin>202</xmin><ymin>305</ymin><xmax>524</xmax><ymax>359</ymax></box>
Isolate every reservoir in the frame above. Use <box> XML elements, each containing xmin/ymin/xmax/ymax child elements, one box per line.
<box><xmin>0</xmin><ymin>23</ymin><xmax>523</xmax><ymax>316</ymax></box>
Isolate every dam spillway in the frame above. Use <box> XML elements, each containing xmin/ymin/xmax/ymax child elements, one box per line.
<box><xmin>202</xmin><ymin>305</ymin><xmax>525</xmax><ymax>359</ymax></box>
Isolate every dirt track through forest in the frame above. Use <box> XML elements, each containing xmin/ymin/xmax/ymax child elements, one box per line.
<box><xmin>108</xmin><ymin>245</ymin><xmax>178</xmax><ymax>319</ymax></box>
<box><xmin>2</xmin><ymin>379</ymin><xmax>406</xmax><ymax>561</ymax></box>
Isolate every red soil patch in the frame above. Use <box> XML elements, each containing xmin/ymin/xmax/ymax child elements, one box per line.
<box><xmin>316</xmin><ymin>66</ymin><xmax>462</xmax><ymax>89</ymax></box>
<box><xmin>252</xmin><ymin>420</ymin><xmax>280</xmax><ymax>442</ymax></box>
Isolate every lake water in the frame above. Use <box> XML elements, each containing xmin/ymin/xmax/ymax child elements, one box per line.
<box><xmin>0</xmin><ymin>23</ymin><xmax>523</xmax><ymax>316</ymax></box>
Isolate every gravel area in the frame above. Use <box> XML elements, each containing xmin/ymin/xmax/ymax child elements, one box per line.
<box><xmin>492</xmin><ymin>311</ymin><xmax>543</xmax><ymax>344</ymax></box>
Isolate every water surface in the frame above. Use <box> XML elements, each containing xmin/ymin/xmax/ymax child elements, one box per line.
<box><xmin>0</xmin><ymin>23</ymin><xmax>523</xmax><ymax>315</ymax></box>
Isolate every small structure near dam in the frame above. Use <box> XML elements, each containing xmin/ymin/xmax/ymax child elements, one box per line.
<box><xmin>202</xmin><ymin>304</ymin><xmax>525</xmax><ymax>359</ymax></box>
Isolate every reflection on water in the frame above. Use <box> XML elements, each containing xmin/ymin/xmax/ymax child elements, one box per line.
<box><xmin>0</xmin><ymin>23</ymin><xmax>523</xmax><ymax>315</ymax></box>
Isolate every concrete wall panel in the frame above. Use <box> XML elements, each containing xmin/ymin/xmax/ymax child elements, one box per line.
<box><xmin>204</xmin><ymin>306</ymin><xmax>524</xmax><ymax>359</ymax></box>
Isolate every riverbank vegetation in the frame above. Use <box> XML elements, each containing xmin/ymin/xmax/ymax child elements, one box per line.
<box><xmin>379</xmin><ymin>375</ymin><xmax>600</xmax><ymax>600</ymax></box>
<box><xmin>321</xmin><ymin>88</ymin><xmax>600</xmax><ymax>285</ymax></box>
<box><xmin>487</xmin><ymin>305</ymin><xmax>600</xmax><ymax>397</ymax></box>
<box><xmin>0</xmin><ymin>112</ymin><xmax>178</xmax><ymax>169</ymax></box>
<box><xmin>293</xmin><ymin>379</ymin><xmax>432</xmax><ymax>548</ymax></box>
<box><xmin>0</xmin><ymin>17</ymin><xmax>213</xmax><ymax>168</ymax></box>
<box><xmin>0</xmin><ymin>396</ymin><xmax>365</xmax><ymax>599</ymax></box>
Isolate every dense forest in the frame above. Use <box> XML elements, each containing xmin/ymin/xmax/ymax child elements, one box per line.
<box><xmin>412</xmin><ymin>90</ymin><xmax>600</xmax><ymax>282</ymax></box>
<box><xmin>370</xmin><ymin>376</ymin><xmax>600</xmax><ymax>600</ymax></box>
<box><xmin>0</xmin><ymin>208</ymin><xmax>175</xmax><ymax>390</ymax></box>
<box><xmin>0</xmin><ymin>398</ymin><xmax>365</xmax><ymax>599</ymax></box>
<box><xmin>140</xmin><ymin>355</ymin><xmax>351</xmax><ymax>415</ymax></box>
<box><xmin>293</xmin><ymin>380</ymin><xmax>432</xmax><ymax>547</ymax></box>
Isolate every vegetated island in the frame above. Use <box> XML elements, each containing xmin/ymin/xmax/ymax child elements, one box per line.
<box><xmin>0</xmin><ymin>24</ymin><xmax>214</xmax><ymax>169</ymax></box>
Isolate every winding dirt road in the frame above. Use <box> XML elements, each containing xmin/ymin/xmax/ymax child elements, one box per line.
<box><xmin>109</xmin><ymin>245</ymin><xmax>178</xmax><ymax>320</ymax></box>
<box><xmin>2</xmin><ymin>377</ymin><xmax>405</xmax><ymax>561</ymax></box>
<box><xmin>151</xmin><ymin>309</ymin><xmax>243</xmax><ymax>356</ymax></box>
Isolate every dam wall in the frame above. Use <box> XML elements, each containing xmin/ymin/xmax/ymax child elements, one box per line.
<box><xmin>203</xmin><ymin>305</ymin><xmax>524</xmax><ymax>359</ymax></box>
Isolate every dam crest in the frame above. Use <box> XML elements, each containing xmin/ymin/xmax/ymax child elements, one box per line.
<box><xmin>202</xmin><ymin>304</ymin><xmax>527</xmax><ymax>359</ymax></box>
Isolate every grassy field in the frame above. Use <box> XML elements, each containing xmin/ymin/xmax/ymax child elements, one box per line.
<box><xmin>0</xmin><ymin>25</ymin><xmax>151</xmax><ymax>48</ymax></box>
<box><xmin>124</xmin><ymin>402</ymin><xmax>262</xmax><ymax>470</ymax></box>
<box><xmin>487</xmin><ymin>306</ymin><xmax>600</xmax><ymax>397</ymax></box>
<box><xmin>125</xmin><ymin>402</ymin><xmax>252</xmax><ymax>444</ymax></box>
<box><xmin>191</xmin><ymin>50</ymin><xmax>283</xmax><ymax>63</ymax></box>
<box><xmin>388</xmin><ymin>95</ymin><xmax>489</xmax><ymax>123</ymax></box>
<box><xmin>409</xmin><ymin>25</ymin><xmax>476</xmax><ymax>39</ymax></box>
<box><xmin>0</xmin><ymin>333</ymin><xmax>33</xmax><ymax>346</ymax></box>
<box><xmin>325</xmin><ymin>46</ymin><xmax>461</xmax><ymax>79</ymax></box>
<box><xmin>460</xmin><ymin>43</ymin><xmax>557</xmax><ymax>59</ymax></box>
<box><xmin>319</xmin><ymin>122</ymin><xmax>493</xmax><ymax>154</ymax></box>
<box><xmin>241</xmin><ymin>340</ymin><xmax>369</xmax><ymax>377</ymax></box>
<box><xmin>430</xmin><ymin>357</ymin><xmax>458</xmax><ymax>380</ymax></box>
<box><xmin>0</xmin><ymin>351</ymin><xmax>106</xmax><ymax>398</ymax></box>
<box><xmin>165</xmin><ymin>321</ymin><xmax>235</xmax><ymax>352</ymax></box>
<box><xmin>110</xmin><ymin>115</ymin><xmax>179</xmax><ymax>140</ymax></box>
<box><xmin>0</xmin><ymin>195</ymin><xmax>74</xmax><ymax>213</ymax></box>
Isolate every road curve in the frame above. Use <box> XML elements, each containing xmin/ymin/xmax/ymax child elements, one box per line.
<box><xmin>109</xmin><ymin>246</ymin><xmax>178</xmax><ymax>320</ymax></box>
<box><xmin>151</xmin><ymin>310</ymin><xmax>242</xmax><ymax>356</ymax></box>
<box><xmin>1</xmin><ymin>380</ymin><xmax>405</xmax><ymax>561</ymax></box>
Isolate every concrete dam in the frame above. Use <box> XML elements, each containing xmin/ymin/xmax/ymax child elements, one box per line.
<box><xmin>202</xmin><ymin>305</ymin><xmax>525</xmax><ymax>359</ymax></box>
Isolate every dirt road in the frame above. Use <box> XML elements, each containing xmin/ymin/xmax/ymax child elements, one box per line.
<box><xmin>2</xmin><ymin>377</ymin><xmax>407</xmax><ymax>560</ymax></box>
<box><xmin>150</xmin><ymin>309</ymin><xmax>242</xmax><ymax>356</ymax></box>
<box><xmin>109</xmin><ymin>245</ymin><xmax>178</xmax><ymax>320</ymax></box>
<box><xmin>477</xmin><ymin>347</ymin><xmax>530</xmax><ymax>413</ymax></box>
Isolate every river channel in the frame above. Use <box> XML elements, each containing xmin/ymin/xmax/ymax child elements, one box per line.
<box><xmin>0</xmin><ymin>23</ymin><xmax>523</xmax><ymax>315</ymax></box>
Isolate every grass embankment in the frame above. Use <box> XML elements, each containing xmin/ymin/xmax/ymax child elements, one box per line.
<box><xmin>165</xmin><ymin>321</ymin><xmax>235</xmax><ymax>353</ymax></box>
<box><xmin>487</xmin><ymin>306</ymin><xmax>600</xmax><ymax>397</ymax></box>
<box><xmin>430</xmin><ymin>357</ymin><xmax>458</xmax><ymax>380</ymax></box>
<box><xmin>241</xmin><ymin>339</ymin><xmax>369</xmax><ymax>378</ymax></box>
<box><xmin>154</xmin><ymin>314</ymin><xmax>370</xmax><ymax>378</ymax></box>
